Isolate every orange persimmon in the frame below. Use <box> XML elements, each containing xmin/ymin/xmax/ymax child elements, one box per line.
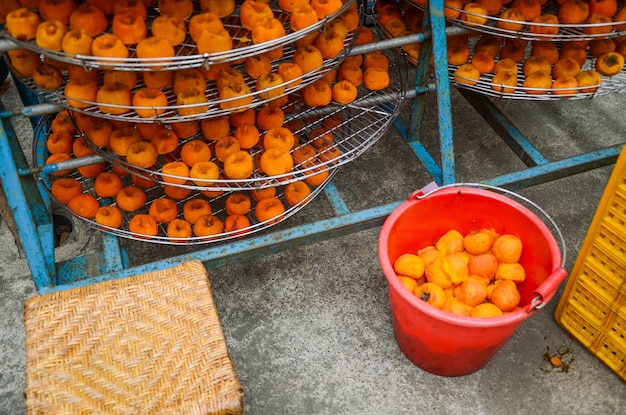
<box><xmin>290</xmin><ymin>4</ymin><xmax>319</xmax><ymax>31</ymax></box>
<box><xmin>303</xmin><ymin>79</ymin><xmax>332</xmax><ymax>107</ymax></box>
<box><xmin>332</xmin><ymin>80</ymin><xmax>358</xmax><ymax>104</ymax></box>
<box><xmin>36</xmin><ymin>19</ymin><xmax>68</xmax><ymax>52</ymax></box>
<box><xmin>151</xmin><ymin>14</ymin><xmax>187</xmax><ymax>46</ymax></box>
<box><xmin>239</xmin><ymin>0</ymin><xmax>274</xmax><ymax>31</ymax></box>
<box><xmin>157</xmin><ymin>0</ymin><xmax>194</xmax><ymax>19</ymax></box>
<box><xmin>67</xmin><ymin>193</ymin><xmax>100</xmax><ymax>219</ymax></box>
<box><xmin>64</xmin><ymin>77</ymin><xmax>99</xmax><ymax>109</ymax></box>
<box><xmin>132</xmin><ymin>87</ymin><xmax>168</xmax><ymax>118</ymax></box>
<box><xmin>51</xmin><ymin>178</ymin><xmax>83</xmax><ymax>206</ymax></box>
<box><xmin>69</xmin><ymin>3</ymin><xmax>108</xmax><ymax>37</ymax></box>
<box><xmin>136</xmin><ymin>36</ymin><xmax>175</xmax><ymax>69</ymax></box>
<box><xmin>5</xmin><ymin>8</ymin><xmax>40</xmax><ymax>41</ymax></box>
<box><xmin>112</xmin><ymin>11</ymin><xmax>147</xmax><ymax>45</ymax></box>
<box><xmin>97</xmin><ymin>82</ymin><xmax>132</xmax><ymax>115</ymax></box>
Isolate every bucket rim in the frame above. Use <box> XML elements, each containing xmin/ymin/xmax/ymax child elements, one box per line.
<box><xmin>378</xmin><ymin>186</ymin><xmax>564</xmax><ymax>328</ymax></box>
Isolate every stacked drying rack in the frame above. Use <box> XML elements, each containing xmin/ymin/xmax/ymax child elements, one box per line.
<box><xmin>0</xmin><ymin>0</ymin><xmax>624</xmax><ymax>293</ymax></box>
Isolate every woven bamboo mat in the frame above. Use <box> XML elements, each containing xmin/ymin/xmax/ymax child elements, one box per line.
<box><xmin>24</xmin><ymin>260</ymin><xmax>244</xmax><ymax>415</ymax></box>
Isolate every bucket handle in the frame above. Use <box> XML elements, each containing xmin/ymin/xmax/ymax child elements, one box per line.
<box><xmin>410</xmin><ymin>182</ymin><xmax>568</xmax><ymax>312</ymax></box>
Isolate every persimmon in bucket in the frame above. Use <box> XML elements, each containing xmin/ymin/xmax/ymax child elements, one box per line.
<box><xmin>381</xmin><ymin>187</ymin><xmax>566</xmax><ymax>379</ymax></box>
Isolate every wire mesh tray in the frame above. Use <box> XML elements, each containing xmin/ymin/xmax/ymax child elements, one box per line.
<box><xmin>404</xmin><ymin>0</ymin><xmax>626</xmax><ymax>42</ymax></box>
<box><xmin>2</xmin><ymin>0</ymin><xmax>357</xmax><ymax>71</ymax></box>
<box><xmin>6</xmin><ymin>35</ymin><xmax>357</xmax><ymax>123</ymax></box>
<box><xmin>67</xmin><ymin>52</ymin><xmax>406</xmax><ymax>191</ymax></box>
<box><xmin>33</xmin><ymin>115</ymin><xmax>338</xmax><ymax>245</ymax></box>
<box><xmin>447</xmin><ymin>35</ymin><xmax>626</xmax><ymax>100</ymax></box>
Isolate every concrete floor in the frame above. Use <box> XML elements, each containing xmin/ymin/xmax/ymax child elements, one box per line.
<box><xmin>1</xmin><ymin>68</ymin><xmax>625</xmax><ymax>414</ymax></box>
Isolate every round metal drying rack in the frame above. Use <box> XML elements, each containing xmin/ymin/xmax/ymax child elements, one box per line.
<box><xmin>2</xmin><ymin>0</ymin><xmax>357</xmax><ymax>71</ymax></box>
<box><xmin>404</xmin><ymin>0</ymin><xmax>626</xmax><ymax>42</ymax></box>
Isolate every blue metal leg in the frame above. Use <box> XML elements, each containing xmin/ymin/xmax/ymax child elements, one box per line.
<box><xmin>0</xmin><ymin>110</ymin><xmax>55</xmax><ymax>289</ymax></box>
<box><xmin>395</xmin><ymin>0</ymin><xmax>456</xmax><ymax>185</ymax></box>
<box><xmin>429</xmin><ymin>0</ymin><xmax>455</xmax><ymax>185</ymax></box>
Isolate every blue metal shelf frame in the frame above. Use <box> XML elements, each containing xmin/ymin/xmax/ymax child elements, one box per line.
<box><xmin>0</xmin><ymin>0</ymin><xmax>623</xmax><ymax>293</ymax></box>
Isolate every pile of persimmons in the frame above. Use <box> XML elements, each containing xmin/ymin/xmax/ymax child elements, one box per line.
<box><xmin>44</xmin><ymin>105</ymin><xmax>339</xmax><ymax>239</ymax></box>
<box><xmin>1</xmin><ymin>0</ymin><xmax>382</xmax><ymax>112</ymax></box>
<box><xmin>376</xmin><ymin>0</ymin><xmax>626</xmax><ymax>95</ymax></box>
<box><xmin>393</xmin><ymin>227</ymin><xmax>526</xmax><ymax>318</ymax></box>
<box><xmin>5</xmin><ymin>0</ymin><xmax>395</xmax><ymax>240</ymax></box>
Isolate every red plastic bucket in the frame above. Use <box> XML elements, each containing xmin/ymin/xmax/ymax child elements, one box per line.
<box><xmin>378</xmin><ymin>185</ymin><xmax>568</xmax><ymax>376</ymax></box>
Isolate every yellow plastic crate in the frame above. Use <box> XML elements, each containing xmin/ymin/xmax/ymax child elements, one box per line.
<box><xmin>555</xmin><ymin>146</ymin><xmax>626</xmax><ymax>381</ymax></box>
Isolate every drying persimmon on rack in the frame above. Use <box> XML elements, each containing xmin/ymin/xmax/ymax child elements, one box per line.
<box><xmin>381</xmin><ymin>0</ymin><xmax>626</xmax><ymax>99</ymax></box>
<box><xmin>2</xmin><ymin>0</ymin><xmax>364</xmax><ymax>121</ymax></box>
<box><xmin>1</xmin><ymin>0</ymin><xmax>358</xmax><ymax>70</ymax></box>
<box><xmin>33</xmin><ymin>60</ymin><xmax>405</xmax><ymax>244</ymax></box>
<box><xmin>405</xmin><ymin>0</ymin><xmax>626</xmax><ymax>42</ymax></box>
